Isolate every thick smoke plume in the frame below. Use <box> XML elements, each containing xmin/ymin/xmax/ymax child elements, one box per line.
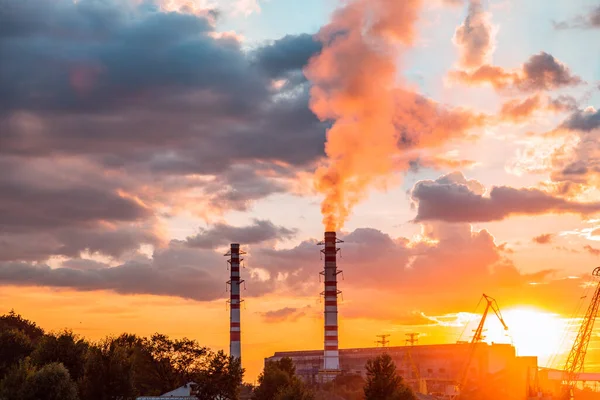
<box><xmin>305</xmin><ymin>0</ymin><xmax>423</xmax><ymax>230</ymax></box>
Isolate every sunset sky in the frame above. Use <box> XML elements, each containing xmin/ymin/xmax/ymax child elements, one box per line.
<box><xmin>1</xmin><ymin>0</ymin><xmax>600</xmax><ymax>382</ymax></box>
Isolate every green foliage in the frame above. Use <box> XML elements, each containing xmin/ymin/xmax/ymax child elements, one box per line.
<box><xmin>0</xmin><ymin>329</ymin><xmax>34</xmax><ymax>378</ymax></box>
<box><xmin>0</xmin><ymin>312</ymin><xmax>245</xmax><ymax>400</ymax></box>
<box><xmin>107</xmin><ymin>334</ymin><xmax>163</xmax><ymax>396</ymax></box>
<box><xmin>193</xmin><ymin>351</ymin><xmax>244</xmax><ymax>400</ymax></box>
<box><xmin>240</xmin><ymin>382</ymin><xmax>254</xmax><ymax>399</ymax></box>
<box><xmin>364</xmin><ymin>354</ymin><xmax>416</xmax><ymax>400</ymax></box>
<box><xmin>253</xmin><ymin>358</ymin><xmax>312</xmax><ymax>400</ymax></box>
<box><xmin>30</xmin><ymin>330</ymin><xmax>89</xmax><ymax>382</ymax></box>
<box><xmin>21</xmin><ymin>363</ymin><xmax>79</xmax><ymax>400</ymax></box>
<box><xmin>317</xmin><ymin>374</ymin><xmax>365</xmax><ymax>400</ymax></box>
<box><xmin>275</xmin><ymin>358</ymin><xmax>296</xmax><ymax>377</ymax></box>
<box><xmin>0</xmin><ymin>311</ymin><xmax>44</xmax><ymax>342</ymax></box>
<box><xmin>274</xmin><ymin>379</ymin><xmax>315</xmax><ymax>400</ymax></box>
<box><xmin>0</xmin><ymin>361</ymin><xmax>78</xmax><ymax>400</ymax></box>
<box><xmin>80</xmin><ymin>337</ymin><xmax>136</xmax><ymax>400</ymax></box>
<box><xmin>0</xmin><ymin>358</ymin><xmax>36</xmax><ymax>400</ymax></box>
<box><xmin>144</xmin><ymin>333</ymin><xmax>209</xmax><ymax>390</ymax></box>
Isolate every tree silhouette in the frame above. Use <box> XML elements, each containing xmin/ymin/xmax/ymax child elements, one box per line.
<box><xmin>253</xmin><ymin>358</ymin><xmax>312</xmax><ymax>400</ymax></box>
<box><xmin>364</xmin><ymin>353</ymin><xmax>416</xmax><ymax>400</ymax></box>
<box><xmin>31</xmin><ymin>330</ymin><xmax>88</xmax><ymax>382</ymax></box>
<box><xmin>0</xmin><ymin>329</ymin><xmax>34</xmax><ymax>378</ymax></box>
<box><xmin>193</xmin><ymin>351</ymin><xmax>244</xmax><ymax>400</ymax></box>
<box><xmin>21</xmin><ymin>363</ymin><xmax>79</xmax><ymax>400</ymax></box>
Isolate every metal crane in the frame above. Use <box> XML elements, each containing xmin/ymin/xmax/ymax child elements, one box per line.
<box><xmin>401</xmin><ymin>341</ymin><xmax>428</xmax><ymax>395</ymax></box>
<box><xmin>471</xmin><ymin>294</ymin><xmax>509</xmax><ymax>344</ymax></box>
<box><xmin>562</xmin><ymin>266</ymin><xmax>600</xmax><ymax>400</ymax></box>
<box><xmin>458</xmin><ymin>294</ymin><xmax>509</xmax><ymax>396</ymax></box>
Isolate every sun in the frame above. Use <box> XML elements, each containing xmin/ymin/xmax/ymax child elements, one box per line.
<box><xmin>481</xmin><ymin>307</ymin><xmax>571</xmax><ymax>367</ymax></box>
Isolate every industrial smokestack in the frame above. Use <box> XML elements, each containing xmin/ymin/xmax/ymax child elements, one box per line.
<box><xmin>226</xmin><ymin>243</ymin><xmax>244</xmax><ymax>361</ymax></box>
<box><xmin>319</xmin><ymin>231</ymin><xmax>342</xmax><ymax>378</ymax></box>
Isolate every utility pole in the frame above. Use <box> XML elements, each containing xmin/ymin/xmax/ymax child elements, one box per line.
<box><xmin>375</xmin><ymin>334</ymin><xmax>391</xmax><ymax>348</ymax></box>
<box><xmin>405</xmin><ymin>333</ymin><xmax>419</xmax><ymax>346</ymax></box>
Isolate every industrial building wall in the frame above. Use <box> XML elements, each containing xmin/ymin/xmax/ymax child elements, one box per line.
<box><xmin>266</xmin><ymin>343</ymin><xmax>536</xmax><ymax>398</ymax></box>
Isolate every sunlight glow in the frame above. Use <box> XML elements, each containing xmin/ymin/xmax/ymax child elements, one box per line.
<box><xmin>466</xmin><ymin>307</ymin><xmax>570</xmax><ymax>366</ymax></box>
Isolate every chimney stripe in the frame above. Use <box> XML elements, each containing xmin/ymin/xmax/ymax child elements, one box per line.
<box><xmin>320</xmin><ymin>231</ymin><xmax>341</xmax><ymax>373</ymax></box>
<box><xmin>227</xmin><ymin>244</ymin><xmax>242</xmax><ymax>364</ymax></box>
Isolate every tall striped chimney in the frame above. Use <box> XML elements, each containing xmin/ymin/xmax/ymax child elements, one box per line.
<box><xmin>319</xmin><ymin>231</ymin><xmax>342</xmax><ymax>375</ymax></box>
<box><xmin>226</xmin><ymin>243</ymin><xmax>244</xmax><ymax>361</ymax></box>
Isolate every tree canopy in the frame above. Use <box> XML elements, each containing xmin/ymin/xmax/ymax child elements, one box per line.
<box><xmin>252</xmin><ymin>358</ymin><xmax>313</xmax><ymax>400</ymax></box>
<box><xmin>22</xmin><ymin>363</ymin><xmax>79</xmax><ymax>400</ymax></box>
<box><xmin>30</xmin><ymin>330</ymin><xmax>88</xmax><ymax>382</ymax></box>
<box><xmin>364</xmin><ymin>353</ymin><xmax>416</xmax><ymax>400</ymax></box>
<box><xmin>0</xmin><ymin>311</ymin><xmax>244</xmax><ymax>400</ymax></box>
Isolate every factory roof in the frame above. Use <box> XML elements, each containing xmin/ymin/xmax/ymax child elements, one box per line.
<box><xmin>269</xmin><ymin>342</ymin><xmax>513</xmax><ymax>358</ymax></box>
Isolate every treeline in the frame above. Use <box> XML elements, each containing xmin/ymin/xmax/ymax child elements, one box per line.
<box><xmin>253</xmin><ymin>354</ymin><xmax>416</xmax><ymax>400</ymax></box>
<box><xmin>0</xmin><ymin>311</ymin><xmax>242</xmax><ymax>400</ymax></box>
<box><xmin>0</xmin><ymin>311</ymin><xmax>415</xmax><ymax>400</ymax></box>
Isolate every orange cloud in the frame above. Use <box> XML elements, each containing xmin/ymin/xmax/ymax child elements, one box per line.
<box><xmin>453</xmin><ymin>0</ymin><xmax>497</xmax><ymax>69</ymax></box>
<box><xmin>532</xmin><ymin>233</ymin><xmax>555</xmax><ymax>245</ymax></box>
<box><xmin>495</xmin><ymin>94</ymin><xmax>577</xmax><ymax>124</ymax></box>
<box><xmin>498</xmin><ymin>95</ymin><xmax>542</xmax><ymax>123</ymax></box>
<box><xmin>449</xmin><ymin>64</ymin><xmax>518</xmax><ymax>89</ymax></box>
<box><xmin>449</xmin><ymin>52</ymin><xmax>582</xmax><ymax>92</ymax></box>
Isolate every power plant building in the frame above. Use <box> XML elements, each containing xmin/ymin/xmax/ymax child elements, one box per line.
<box><xmin>266</xmin><ymin>342</ymin><xmax>539</xmax><ymax>399</ymax></box>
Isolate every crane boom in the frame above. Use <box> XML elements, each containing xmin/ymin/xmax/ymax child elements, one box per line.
<box><xmin>458</xmin><ymin>294</ymin><xmax>509</xmax><ymax>396</ymax></box>
<box><xmin>563</xmin><ymin>266</ymin><xmax>600</xmax><ymax>399</ymax></box>
<box><xmin>470</xmin><ymin>294</ymin><xmax>508</xmax><ymax>344</ymax></box>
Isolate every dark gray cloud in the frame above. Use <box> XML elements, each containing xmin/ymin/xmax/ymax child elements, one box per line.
<box><xmin>0</xmin><ymin>154</ymin><xmax>160</xmax><ymax>262</ymax></box>
<box><xmin>0</xmin><ymin>0</ymin><xmax>326</xmax><ymax>182</ymax></box>
<box><xmin>186</xmin><ymin>219</ymin><xmax>297</xmax><ymax>249</ymax></box>
<box><xmin>548</xmin><ymin>108</ymin><xmax>600</xmax><ymax>194</ymax></box>
<box><xmin>55</xmin><ymin>225</ymin><xmax>160</xmax><ymax>259</ymax></box>
<box><xmin>0</xmin><ymin>0</ymin><xmax>324</xmax><ymax>166</ymax></box>
<box><xmin>0</xmin><ymin>0</ymin><xmax>258</xmax><ymax>112</ymax></box>
<box><xmin>0</xmin><ymin>240</ymin><xmax>273</xmax><ymax>301</ymax></box>
<box><xmin>548</xmin><ymin>95</ymin><xmax>579</xmax><ymax>112</ymax></box>
<box><xmin>449</xmin><ymin>52</ymin><xmax>582</xmax><ymax>92</ymax></box>
<box><xmin>0</xmin><ymin>223</ymin><xmax>561</xmax><ymax>316</ymax></box>
<box><xmin>0</xmin><ymin>259</ymin><xmax>224</xmax><ymax>301</ymax></box>
<box><xmin>517</xmin><ymin>52</ymin><xmax>582</xmax><ymax>92</ymax></box>
<box><xmin>61</xmin><ymin>259</ymin><xmax>111</xmax><ymax>271</ymax></box>
<box><xmin>0</xmin><ymin>158</ymin><xmax>151</xmax><ymax>232</ymax></box>
<box><xmin>0</xmin><ymin>224</ymin><xmax>160</xmax><ymax>262</ymax></box>
<box><xmin>561</xmin><ymin>108</ymin><xmax>600</xmax><ymax>132</ymax></box>
<box><xmin>412</xmin><ymin>172</ymin><xmax>600</xmax><ymax>223</ymax></box>
<box><xmin>252</xmin><ymin>34</ymin><xmax>321</xmax><ymax>80</ymax></box>
<box><xmin>0</xmin><ymin>0</ymin><xmax>329</xmax><ymax>265</ymax></box>
<box><xmin>554</xmin><ymin>6</ymin><xmax>600</xmax><ymax>30</ymax></box>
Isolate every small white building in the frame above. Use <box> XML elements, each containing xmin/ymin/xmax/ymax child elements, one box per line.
<box><xmin>136</xmin><ymin>382</ymin><xmax>197</xmax><ymax>400</ymax></box>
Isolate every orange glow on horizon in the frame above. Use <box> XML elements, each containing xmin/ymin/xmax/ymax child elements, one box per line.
<box><xmin>464</xmin><ymin>306</ymin><xmax>572</xmax><ymax>367</ymax></box>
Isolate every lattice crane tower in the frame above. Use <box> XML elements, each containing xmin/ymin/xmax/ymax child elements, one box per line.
<box><xmin>563</xmin><ymin>266</ymin><xmax>600</xmax><ymax>399</ymax></box>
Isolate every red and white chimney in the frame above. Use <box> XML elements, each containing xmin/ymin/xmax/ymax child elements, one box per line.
<box><xmin>226</xmin><ymin>243</ymin><xmax>244</xmax><ymax>361</ymax></box>
<box><xmin>319</xmin><ymin>231</ymin><xmax>342</xmax><ymax>373</ymax></box>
